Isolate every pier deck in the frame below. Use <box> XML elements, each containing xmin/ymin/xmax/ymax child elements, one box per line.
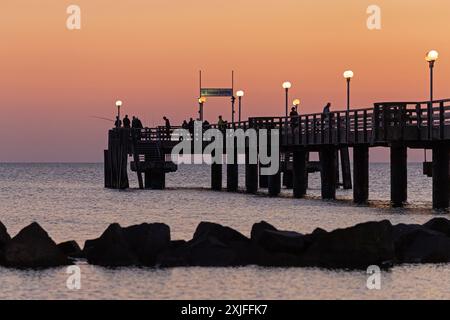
<box><xmin>104</xmin><ymin>99</ymin><xmax>450</xmax><ymax>210</ymax></box>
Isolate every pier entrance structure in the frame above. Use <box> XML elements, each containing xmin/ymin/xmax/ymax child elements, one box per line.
<box><xmin>104</xmin><ymin>99</ymin><xmax>450</xmax><ymax>210</ymax></box>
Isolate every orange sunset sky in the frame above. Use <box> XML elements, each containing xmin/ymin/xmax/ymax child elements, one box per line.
<box><xmin>1</xmin><ymin>0</ymin><xmax>449</xmax><ymax>162</ymax></box>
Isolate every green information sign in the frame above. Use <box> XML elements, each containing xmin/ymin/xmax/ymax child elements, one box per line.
<box><xmin>200</xmin><ymin>88</ymin><xmax>233</xmax><ymax>97</ymax></box>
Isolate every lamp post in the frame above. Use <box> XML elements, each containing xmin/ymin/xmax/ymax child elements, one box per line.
<box><xmin>426</xmin><ymin>50</ymin><xmax>439</xmax><ymax>102</ymax></box>
<box><xmin>282</xmin><ymin>82</ymin><xmax>292</xmax><ymax>118</ymax></box>
<box><xmin>115</xmin><ymin>100</ymin><xmax>122</xmax><ymax>128</ymax></box>
<box><xmin>231</xmin><ymin>95</ymin><xmax>236</xmax><ymax>125</ymax></box>
<box><xmin>236</xmin><ymin>90</ymin><xmax>244</xmax><ymax>123</ymax></box>
<box><xmin>425</xmin><ymin>50</ymin><xmax>439</xmax><ymax>162</ymax></box>
<box><xmin>343</xmin><ymin>71</ymin><xmax>354</xmax><ymax>141</ymax></box>
<box><xmin>293</xmin><ymin>99</ymin><xmax>300</xmax><ymax>113</ymax></box>
<box><xmin>198</xmin><ymin>97</ymin><xmax>206</xmax><ymax>122</ymax></box>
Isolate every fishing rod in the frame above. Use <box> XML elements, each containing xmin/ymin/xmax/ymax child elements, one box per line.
<box><xmin>90</xmin><ymin>116</ymin><xmax>114</xmax><ymax>122</ymax></box>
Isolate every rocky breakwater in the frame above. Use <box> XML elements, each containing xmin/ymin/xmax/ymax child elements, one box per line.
<box><xmin>1</xmin><ymin>218</ymin><xmax>450</xmax><ymax>269</ymax></box>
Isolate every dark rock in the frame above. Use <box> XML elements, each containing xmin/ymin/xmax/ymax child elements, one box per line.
<box><xmin>84</xmin><ymin>223</ymin><xmax>171</xmax><ymax>267</ymax></box>
<box><xmin>186</xmin><ymin>222</ymin><xmax>252</xmax><ymax>266</ymax></box>
<box><xmin>156</xmin><ymin>240</ymin><xmax>189</xmax><ymax>267</ymax></box>
<box><xmin>394</xmin><ymin>227</ymin><xmax>450</xmax><ymax>263</ymax></box>
<box><xmin>0</xmin><ymin>221</ymin><xmax>10</xmax><ymax>248</ymax></box>
<box><xmin>250</xmin><ymin>221</ymin><xmax>277</xmax><ymax>243</ymax></box>
<box><xmin>312</xmin><ymin>227</ymin><xmax>327</xmax><ymax>235</ymax></box>
<box><xmin>83</xmin><ymin>223</ymin><xmax>139</xmax><ymax>267</ymax></box>
<box><xmin>122</xmin><ymin>223</ymin><xmax>171</xmax><ymax>266</ymax></box>
<box><xmin>193</xmin><ymin>222</ymin><xmax>250</xmax><ymax>244</ymax></box>
<box><xmin>0</xmin><ymin>221</ymin><xmax>11</xmax><ymax>264</ymax></box>
<box><xmin>423</xmin><ymin>218</ymin><xmax>450</xmax><ymax>237</ymax></box>
<box><xmin>251</xmin><ymin>221</ymin><xmax>305</xmax><ymax>255</ymax></box>
<box><xmin>300</xmin><ymin>220</ymin><xmax>395</xmax><ymax>269</ymax></box>
<box><xmin>4</xmin><ymin>222</ymin><xmax>69</xmax><ymax>268</ymax></box>
<box><xmin>57</xmin><ymin>240</ymin><xmax>82</xmax><ymax>258</ymax></box>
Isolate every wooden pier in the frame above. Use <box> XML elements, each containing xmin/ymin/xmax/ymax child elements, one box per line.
<box><xmin>105</xmin><ymin>98</ymin><xmax>450</xmax><ymax>210</ymax></box>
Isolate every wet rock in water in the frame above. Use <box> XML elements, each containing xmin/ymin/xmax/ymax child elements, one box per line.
<box><xmin>57</xmin><ymin>240</ymin><xmax>82</xmax><ymax>258</ymax></box>
<box><xmin>4</xmin><ymin>222</ymin><xmax>69</xmax><ymax>268</ymax></box>
<box><xmin>423</xmin><ymin>218</ymin><xmax>450</xmax><ymax>237</ymax></box>
<box><xmin>122</xmin><ymin>223</ymin><xmax>171</xmax><ymax>266</ymax></box>
<box><xmin>251</xmin><ymin>222</ymin><xmax>305</xmax><ymax>255</ymax></box>
<box><xmin>250</xmin><ymin>221</ymin><xmax>277</xmax><ymax>244</ymax></box>
<box><xmin>156</xmin><ymin>240</ymin><xmax>189</xmax><ymax>267</ymax></box>
<box><xmin>84</xmin><ymin>222</ymin><xmax>171</xmax><ymax>267</ymax></box>
<box><xmin>0</xmin><ymin>221</ymin><xmax>11</xmax><ymax>265</ymax></box>
<box><xmin>186</xmin><ymin>222</ymin><xmax>254</xmax><ymax>266</ymax></box>
<box><xmin>300</xmin><ymin>220</ymin><xmax>395</xmax><ymax>269</ymax></box>
<box><xmin>84</xmin><ymin>223</ymin><xmax>139</xmax><ymax>267</ymax></box>
<box><xmin>394</xmin><ymin>226</ymin><xmax>450</xmax><ymax>263</ymax></box>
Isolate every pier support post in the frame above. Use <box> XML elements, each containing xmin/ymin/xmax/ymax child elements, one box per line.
<box><xmin>227</xmin><ymin>149</ymin><xmax>239</xmax><ymax>192</ymax></box>
<box><xmin>268</xmin><ymin>169</ymin><xmax>281</xmax><ymax>197</ymax></box>
<box><xmin>149</xmin><ymin>168</ymin><xmax>166</xmax><ymax>190</ymax></box>
<box><xmin>104</xmin><ymin>150</ymin><xmax>112</xmax><ymax>188</ymax></box>
<box><xmin>108</xmin><ymin>129</ymin><xmax>129</xmax><ymax>189</ymax></box>
<box><xmin>432</xmin><ymin>143</ymin><xmax>450</xmax><ymax>210</ymax></box>
<box><xmin>353</xmin><ymin>145</ymin><xmax>369</xmax><ymax>204</ymax></box>
<box><xmin>245</xmin><ymin>142</ymin><xmax>258</xmax><ymax>194</ymax></box>
<box><xmin>259</xmin><ymin>164</ymin><xmax>269</xmax><ymax>188</ymax></box>
<box><xmin>211</xmin><ymin>163</ymin><xmax>222</xmax><ymax>191</ymax></box>
<box><xmin>292</xmin><ymin>148</ymin><xmax>307</xmax><ymax>198</ymax></box>
<box><xmin>390</xmin><ymin>144</ymin><xmax>407</xmax><ymax>207</ymax></box>
<box><xmin>320</xmin><ymin>146</ymin><xmax>337</xmax><ymax>199</ymax></box>
<box><xmin>340</xmin><ymin>147</ymin><xmax>352</xmax><ymax>189</ymax></box>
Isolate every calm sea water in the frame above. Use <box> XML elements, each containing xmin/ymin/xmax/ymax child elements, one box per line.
<box><xmin>0</xmin><ymin>163</ymin><xmax>449</xmax><ymax>299</ymax></box>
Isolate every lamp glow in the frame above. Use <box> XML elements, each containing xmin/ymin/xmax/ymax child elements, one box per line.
<box><xmin>426</xmin><ymin>50</ymin><xmax>439</xmax><ymax>62</ymax></box>
<box><xmin>236</xmin><ymin>90</ymin><xmax>244</xmax><ymax>97</ymax></box>
<box><xmin>293</xmin><ymin>99</ymin><xmax>300</xmax><ymax>106</ymax></box>
<box><xmin>115</xmin><ymin>100</ymin><xmax>123</xmax><ymax>107</ymax></box>
<box><xmin>282</xmin><ymin>82</ymin><xmax>292</xmax><ymax>89</ymax></box>
<box><xmin>198</xmin><ymin>97</ymin><xmax>206</xmax><ymax>103</ymax></box>
<box><xmin>343</xmin><ymin>70</ymin><xmax>354</xmax><ymax>79</ymax></box>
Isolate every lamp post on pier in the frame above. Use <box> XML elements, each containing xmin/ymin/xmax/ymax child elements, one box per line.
<box><xmin>343</xmin><ymin>71</ymin><xmax>354</xmax><ymax>141</ymax></box>
<box><xmin>198</xmin><ymin>97</ymin><xmax>206</xmax><ymax>122</ymax></box>
<box><xmin>424</xmin><ymin>50</ymin><xmax>439</xmax><ymax>162</ymax></box>
<box><xmin>426</xmin><ymin>50</ymin><xmax>439</xmax><ymax>103</ymax></box>
<box><xmin>282</xmin><ymin>82</ymin><xmax>292</xmax><ymax>118</ymax></box>
<box><xmin>293</xmin><ymin>98</ymin><xmax>300</xmax><ymax>113</ymax></box>
<box><xmin>236</xmin><ymin>90</ymin><xmax>244</xmax><ymax>123</ymax></box>
<box><xmin>115</xmin><ymin>100</ymin><xmax>122</xmax><ymax>128</ymax></box>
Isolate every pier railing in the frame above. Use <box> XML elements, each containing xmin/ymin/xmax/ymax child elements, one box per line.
<box><xmin>123</xmin><ymin>98</ymin><xmax>450</xmax><ymax>147</ymax></box>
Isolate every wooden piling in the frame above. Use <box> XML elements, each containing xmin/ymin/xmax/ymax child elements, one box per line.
<box><xmin>104</xmin><ymin>150</ymin><xmax>112</xmax><ymax>188</ymax></box>
<box><xmin>268</xmin><ymin>170</ymin><xmax>281</xmax><ymax>196</ymax></box>
<box><xmin>340</xmin><ymin>147</ymin><xmax>352</xmax><ymax>189</ymax></box>
<box><xmin>390</xmin><ymin>144</ymin><xmax>407</xmax><ymax>207</ymax></box>
<box><xmin>227</xmin><ymin>149</ymin><xmax>239</xmax><ymax>192</ymax></box>
<box><xmin>259</xmin><ymin>164</ymin><xmax>269</xmax><ymax>188</ymax></box>
<box><xmin>320</xmin><ymin>146</ymin><xmax>337</xmax><ymax>199</ymax></box>
<box><xmin>245</xmin><ymin>142</ymin><xmax>258</xmax><ymax>194</ymax></box>
<box><xmin>211</xmin><ymin>163</ymin><xmax>222</xmax><ymax>191</ymax></box>
<box><xmin>432</xmin><ymin>142</ymin><xmax>450</xmax><ymax>210</ymax></box>
<box><xmin>108</xmin><ymin>129</ymin><xmax>129</xmax><ymax>189</ymax></box>
<box><xmin>292</xmin><ymin>148</ymin><xmax>307</xmax><ymax>198</ymax></box>
<box><xmin>353</xmin><ymin>145</ymin><xmax>369</xmax><ymax>204</ymax></box>
<box><xmin>149</xmin><ymin>168</ymin><xmax>166</xmax><ymax>190</ymax></box>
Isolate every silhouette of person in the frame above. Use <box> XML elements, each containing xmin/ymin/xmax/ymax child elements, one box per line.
<box><xmin>188</xmin><ymin>117</ymin><xmax>195</xmax><ymax>136</ymax></box>
<box><xmin>323</xmin><ymin>103</ymin><xmax>331</xmax><ymax>114</ymax></box>
<box><xmin>136</xmin><ymin>117</ymin><xmax>143</xmax><ymax>129</ymax></box>
<box><xmin>163</xmin><ymin>116</ymin><xmax>171</xmax><ymax>135</ymax></box>
<box><xmin>131</xmin><ymin>116</ymin><xmax>138</xmax><ymax>128</ymax></box>
<box><xmin>182</xmin><ymin>120</ymin><xmax>189</xmax><ymax>130</ymax></box>
<box><xmin>123</xmin><ymin>115</ymin><xmax>131</xmax><ymax>128</ymax></box>
<box><xmin>115</xmin><ymin>116</ymin><xmax>122</xmax><ymax>128</ymax></box>
<box><xmin>290</xmin><ymin>107</ymin><xmax>299</xmax><ymax>128</ymax></box>
<box><xmin>218</xmin><ymin>115</ymin><xmax>226</xmax><ymax>131</ymax></box>
<box><xmin>203</xmin><ymin>120</ymin><xmax>210</xmax><ymax>130</ymax></box>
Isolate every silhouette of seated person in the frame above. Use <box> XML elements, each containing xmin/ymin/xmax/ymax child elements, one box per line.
<box><xmin>163</xmin><ymin>116</ymin><xmax>171</xmax><ymax>137</ymax></box>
